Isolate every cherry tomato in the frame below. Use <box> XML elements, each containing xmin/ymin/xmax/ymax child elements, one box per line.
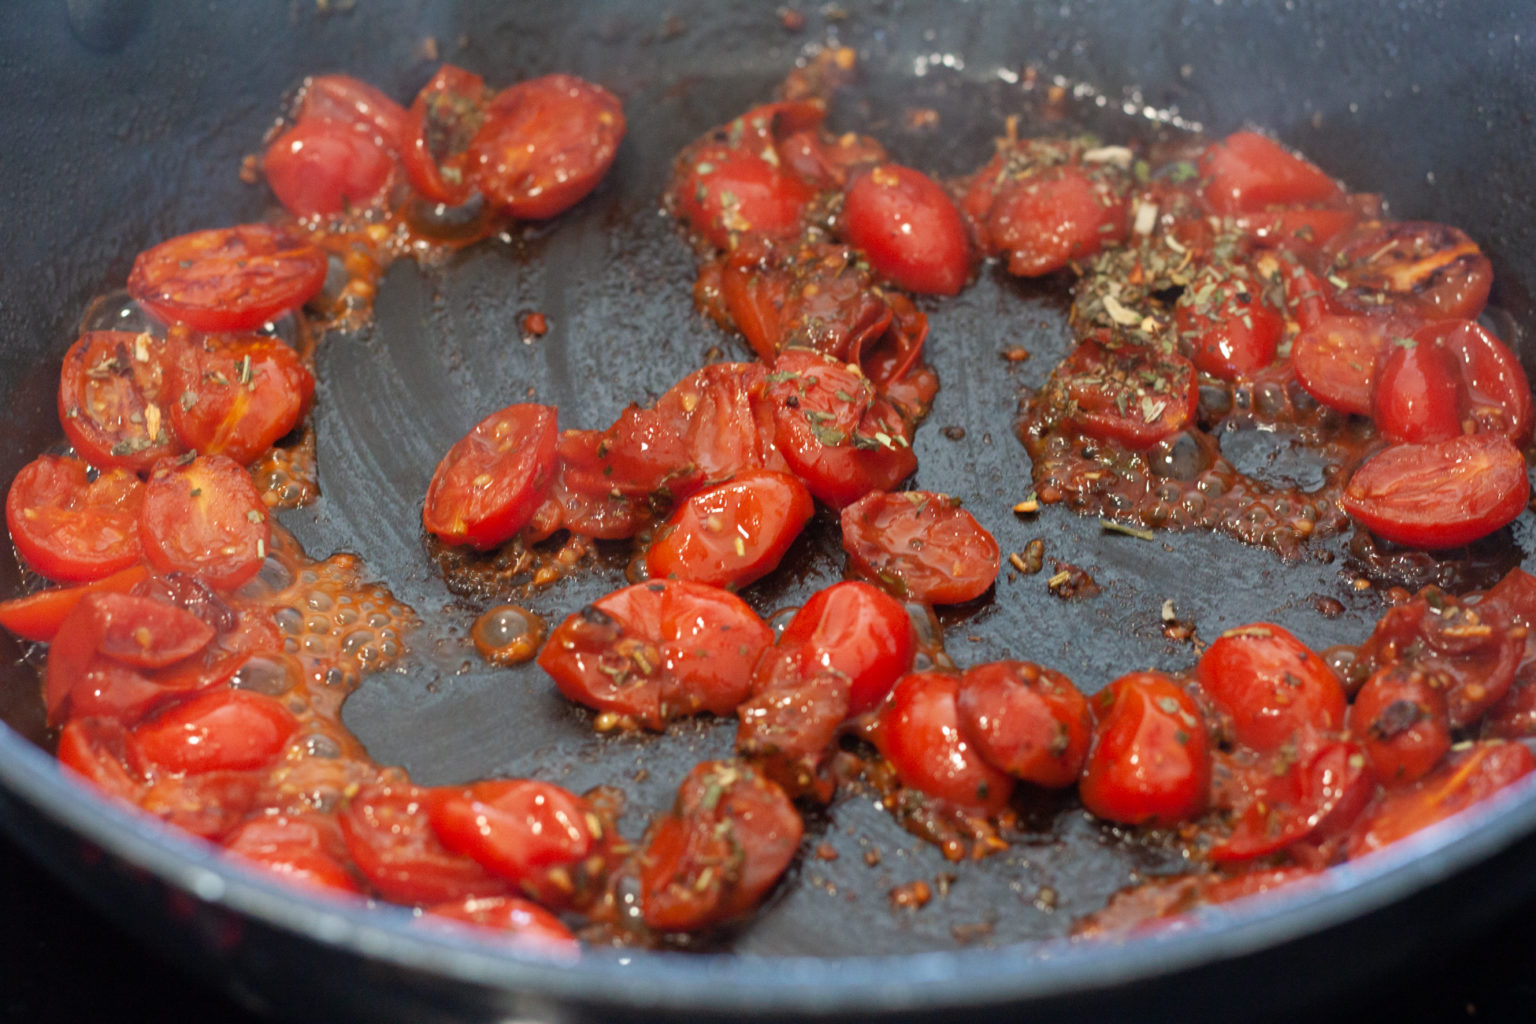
<box><xmin>137</xmin><ymin>771</ymin><xmax>262</xmax><ymax>841</ymax></box>
<box><xmin>1275</xmin><ymin>258</ymin><xmax>1337</xmax><ymax>332</ymax></box>
<box><xmin>6</xmin><ymin>456</ymin><xmax>143</xmax><ymax>583</ymax></box>
<box><xmin>168</xmin><ymin>333</ymin><xmax>314</xmax><ymax>466</ymax></box>
<box><xmin>954</xmin><ymin>661</ymin><xmax>1093</xmax><ymax>788</ymax></box>
<box><xmin>1347</xmin><ymin>741</ymin><xmax>1536</xmax><ymax>858</ymax></box>
<box><xmin>223</xmin><ymin>813</ymin><xmax>361</xmax><ymax>895</ymax></box>
<box><xmin>1328</xmin><ymin>220</ymin><xmax>1493</xmax><ymax>321</ymax></box>
<box><xmin>264</xmin><ymin>116</ymin><xmax>398</xmax><ymax>219</ymax></box>
<box><xmin>56</xmin><ymin>716</ymin><xmax>145</xmax><ymax>804</ymax></box>
<box><xmin>873</xmin><ymin>671</ymin><xmax>1014</xmax><ymax>814</ymax></box>
<box><xmin>422</xmin><ymin>895</ymin><xmax>578</xmax><ymax>951</ymax></box>
<box><xmin>1051</xmin><ymin>338</ymin><xmax>1198</xmax><ymax>449</ymax></box>
<box><xmin>423</xmin><ymin>403</ymin><xmax>559</xmax><ymax>549</ymax></box>
<box><xmin>57</xmin><ymin>329</ymin><xmax>183</xmax><ymax>472</ymax></box>
<box><xmin>1424</xmin><ymin>318</ymin><xmax>1534</xmax><ymax>447</ymax></box>
<box><xmin>468</xmin><ymin>74</ymin><xmax>625</xmax><ymax>220</ymax></box>
<box><xmin>651</xmin><ymin>362</ymin><xmax>787</xmax><ymax>482</ymax></box>
<box><xmin>0</xmin><ymin>564</ymin><xmax>149</xmax><ymax>643</ymax></box>
<box><xmin>645</xmin><ymin>470</ymin><xmax>813</xmax><ymax>589</ymax></box>
<box><xmin>295</xmin><ymin>74</ymin><xmax>408</xmax><ymax>153</ymax></box>
<box><xmin>401</xmin><ymin>64</ymin><xmax>486</xmax><ymax>206</ymax></box>
<box><xmin>1195</xmin><ymin>623</ymin><xmax>1347</xmax><ymax>754</ymax></box>
<box><xmin>1350</xmin><ymin>664</ymin><xmax>1452</xmax><ymax>784</ymax></box>
<box><xmin>778</xmin><ymin>126</ymin><xmax>885</xmax><ymax>191</ymax></box>
<box><xmin>841</xmin><ymin>163</ymin><xmax>970</xmax><ymax>295</ymax></box>
<box><xmin>427</xmin><ymin>779</ymin><xmax>612</xmax><ymax>909</ymax></box>
<box><xmin>1341</xmin><ymin>432</ymin><xmax>1529</xmax><ymax>550</ymax></box>
<box><xmin>672</xmin><ymin>143</ymin><xmax>815</xmax><ymax>250</ymax></box>
<box><xmin>1079</xmin><ymin>671</ymin><xmax>1211</xmax><ymax>827</ymax></box>
<box><xmin>735</xmin><ymin>670</ymin><xmax>851</xmax><ymax>802</ymax></box>
<box><xmin>639</xmin><ymin>760</ymin><xmax>802</xmax><ymax>932</ymax></box>
<box><xmin>139</xmin><ymin>454</ymin><xmax>270</xmax><ymax>590</ymax></box>
<box><xmin>968</xmin><ymin>164</ymin><xmax>1128</xmax><ymax>277</ymax></box>
<box><xmin>1372</xmin><ymin>336</ymin><xmax>1465</xmax><ymax>444</ymax></box>
<box><xmin>1290</xmin><ymin>313</ymin><xmax>1410</xmax><ymax>416</ymax></box>
<box><xmin>131</xmin><ymin>689</ymin><xmax>296</xmax><ymax>775</ymax></box>
<box><xmin>1197</xmin><ymin>131</ymin><xmax>1342</xmax><ymax>215</ymax></box>
<box><xmin>1174</xmin><ymin>263</ymin><xmax>1284</xmax><ymax>379</ymax></box>
<box><xmin>1076</xmin><ymin>866</ymin><xmax>1321</xmax><ymax>937</ymax></box>
<box><xmin>839</xmin><ymin>490</ymin><xmax>1000</xmax><ymax>604</ymax></box>
<box><xmin>1233</xmin><ymin>206</ymin><xmax>1359</xmax><ymax>252</ymax></box>
<box><xmin>1209</xmin><ymin>738</ymin><xmax>1375</xmax><ymax>862</ymax></box>
<box><xmin>127</xmin><ymin>224</ymin><xmax>329</xmax><ymax>333</ymax></box>
<box><xmin>339</xmin><ymin>777</ymin><xmax>511</xmax><ymax>905</ymax></box>
<box><xmin>755</xmin><ymin>579</ymin><xmax>915</xmax><ymax>716</ymax></box>
<box><xmin>538</xmin><ymin>579</ymin><xmax>772</xmax><ymax>729</ymax></box>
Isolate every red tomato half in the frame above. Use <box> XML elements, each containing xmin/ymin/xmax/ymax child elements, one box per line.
<box><xmin>839</xmin><ymin>490</ymin><xmax>1000</xmax><ymax>604</ymax></box>
<box><xmin>873</xmin><ymin>671</ymin><xmax>1015</xmax><ymax>815</ymax></box>
<box><xmin>1053</xmin><ymin>338</ymin><xmax>1198</xmax><ymax>449</ymax></box>
<box><xmin>168</xmin><ymin>333</ymin><xmax>315</xmax><ymax>465</ymax></box>
<box><xmin>841</xmin><ymin>163</ymin><xmax>970</xmax><ymax>295</ymax></box>
<box><xmin>423</xmin><ymin>896</ymin><xmax>577</xmax><ymax>951</ymax></box>
<box><xmin>673</xmin><ymin>143</ymin><xmax>815</xmax><ymax>250</ymax></box>
<box><xmin>57</xmin><ymin>329</ymin><xmax>183</xmax><ymax>472</ymax></box>
<box><xmin>469</xmin><ymin>74</ymin><xmax>625</xmax><ymax>220</ymax></box>
<box><xmin>954</xmin><ymin>661</ymin><xmax>1093</xmax><ymax>789</ymax></box>
<box><xmin>1079</xmin><ymin>672</ymin><xmax>1211</xmax><ymax>827</ymax></box>
<box><xmin>0</xmin><ymin>564</ymin><xmax>149</xmax><ymax>643</ymax></box>
<box><xmin>968</xmin><ymin>164</ymin><xmax>1128</xmax><ymax>277</ymax></box>
<box><xmin>1341</xmin><ymin>433</ymin><xmax>1529</xmax><ymax>550</ymax></box>
<box><xmin>1291</xmin><ymin>313</ymin><xmax>1414</xmax><ymax>417</ymax></box>
<box><xmin>645</xmin><ymin>470</ymin><xmax>813</xmax><ymax>589</ymax></box>
<box><xmin>139</xmin><ymin>454</ymin><xmax>271</xmax><ymax>590</ymax></box>
<box><xmin>224</xmin><ymin>813</ymin><xmax>361</xmax><ymax>895</ymax></box>
<box><xmin>127</xmin><ymin>224</ymin><xmax>329</xmax><ymax>333</ymax></box>
<box><xmin>1328</xmin><ymin>220</ymin><xmax>1493</xmax><ymax>321</ymax></box>
<box><xmin>296</xmin><ymin>74</ymin><xmax>408</xmax><ymax>153</ymax></box>
<box><xmin>1425</xmin><ymin>319</ymin><xmax>1534</xmax><ymax>447</ymax></box>
<box><xmin>130</xmin><ymin>689</ymin><xmax>297</xmax><ymax>775</ymax></box>
<box><xmin>1195</xmin><ymin>623</ymin><xmax>1346</xmax><ymax>754</ymax></box>
<box><xmin>1372</xmin><ymin>336</ymin><xmax>1465</xmax><ymax>444</ymax></box>
<box><xmin>423</xmin><ymin>404</ymin><xmax>559</xmax><ymax>549</ymax></box>
<box><xmin>1350</xmin><ymin>664</ymin><xmax>1452</xmax><ymax>784</ymax></box>
<box><xmin>401</xmin><ymin>64</ymin><xmax>486</xmax><ymax>206</ymax></box>
<box><xmin>56</xmin><ymin>717</ymin><xmax>145</xmax><ymax>803</ymax></box>
<box><xmin>1174</xmin><ymin>264</ymin><xmax>1284</xmax><ymax>379</ymax></box>
<box><xmin>6</xmin><ymin>456</ymin><xmax>143</xmax><ymax>583</ymax></box>
<box><xmin>1197</xmin><ymin>131</ymin><xmax>1342</xmax><ymax>215</ymax></box>
<box><xmin>264</xmin><ymin>116</ymin><xmax>398</xmax><ymax>219</ymax></box>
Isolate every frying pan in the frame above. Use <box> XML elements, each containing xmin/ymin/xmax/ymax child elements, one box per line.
<box><xmin>3</xmin><ymin>1</ymin><xmax>1536</xmax><ymax>1020</ymax></box>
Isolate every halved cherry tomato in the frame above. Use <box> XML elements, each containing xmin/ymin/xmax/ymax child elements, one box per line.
<box><xmin>1197</xmin><ymin>131</ymin><xmax>1342</xmax><ymax>215</ymax></box>
<box><xmin>1328</xmin><ymin>220</ymin><xmax>1493</xmax><ymax>321</ymax></box>
<box><xmin>538</xmin><ymin>579</ymin><xmax>772</xmax><ymax>729</ymax></box>
<box><xmin>1350</xmin><ymin>664</ymin><xmax>1452</xmax><ymax>784</ymax></box>
<box><xmin>0</xmin><ymin>564</ymin><xmax>149</xmax><ymax>643</ymax></box>
<box><xmin>1341</xmin><ymin>432</ymin><xmax>1529</xmax><ymax>550</ymax></box>
<box><xmin>427</xmin><ymin>779</ymin><xmax>611</xmax><ymax>910</ymax></box>
<box><xmin>168</xmin><ymin>333</ymin><xmax>314</xmax><ymax>465</ymax></box>
<box><xmin>339</xmin><ymin>777</ymin><xmax>510</xmax><ymax>905</ymax></box>
<box><xmin>735</xmin><ymin>669</ymin><xmax>850</xmax><ymax>802</ymax></box>
<box><xmin>295</xmin><ymin>74</ymin><xmax>408</xmax><ymax>153</ymax></box>
<box><xmin>1174</xmin><ymin>263</ymin><xmax>1284</xmax><ymax>379</ymax></box>
<box><xmin>1051</xmin><ymin>338</ymin><xmax>1198</xmax><ymax>449</ymax></box>
<box><xmin>1233</xmin><ymin>206</ymin><xmax>1359</xmax><ymax>252</ymax></box>
<box><xmin>954</xmin><ymin>661</ymin><xmax>1093</xmax><ymax>789</ymax></box>
<box><xmin>839</xmin><ymin>490</ymin><xmax>1000</xmax><ymax>604</ymax></box>
<box><xmin>139</xmin><ymin>454</ymin><xmax>270</xmax><ymax>590</ymax></box>
<box><xmin>1275</xmin><ymin>257</ymin><xmax>1337</xmax><ymax>332</ymax></box>
<box><xmin>401</xmin><ymin>64</ymin><xmax>486</xmax><ymax>206</ymax></box>
<box><xmin>56</xmin><ymin>717</ymin><xmax>145</xmax><ymax>803</ymax></box>
<box><xmin>223</xmin><ymin>812</ymin><xmax>361</xmax><ymax>895</ymax></box>
<box><xmin>1423</xmin><ymin>319</ymin><xmax>1534</xmax><ymax>446</ymax></box>
<box><xmin>1208</xmin><ymin>738</ymin><xmax>1375</xmax><ymax>863</ymax></box>
<box><xmin>1372</xmin><ymin>336</ymin><xmax>1465</xmax><ymax>444</ymax></box>
<box><xmin>967</xmin><ymin>163</ymin><xmax>1128</xmax><ymax>277</ymax></box>
<box><xmin>137</xmin><ymin>770</ymin><xmax>262</xmax><ymax>841</ymax></box>
<box><xmin>264</xmin><ymin>116</ymin><xmax>399</xmax><ymax>219</ymax></box>
<box><xmin>423</xmin><ymin>403</ymin><xmax>558</xmax><ymax>549</ymax></box>
<box><xmin>57</xmin><ymin>330</ymin><xmax>183</xmax><ymax>472</ymax></box>
<box><xmin>1195</xmin><ymin>623</ymin><xmax>1347</xmax><ymax>754</ymax></box>
<box><xmin>639</xmin><ymin>759</ymin><xmax>802</xmax><ymax>932</ymax></box>
<box><xmin>468</xmin><ymin>74</ymin><xmax>625</xmax><ymax>220</ymax></box>
<box><xmin>778</xmin><ymin>126</ymin><xmax>885</xmax><ymax>191</ymax></box>
<box><xmin>1291</xmin><ymin>313</ymin><xmax>1417</xmax><ymax>417</ymax></box>
<box><xmin>841</xmin><ymin>163</ymin><xmax>970</xmax><ymax>295</ymax></box>
<box><xmin>92</xmin><ymin>591</ymin><xmax>216</xmax><ymax>668</ymax></box>
<box><xmin>651</xmin><ymin>362</ymin><xmax>787</xmax><ymax>481</ymax></box>
<box><xmin>645</xmin><ymin>470</ymin><xmax>813</xmax><ymax>589</ymax></box>
<box><xmin>127</xmin><ymin>224</ymin><xmax>329</xmax><ymax>332</ymax></box>
<box><xmin>873</xmin><ymin>671</ymin><xmax>1014</xmax><ymax>814</ymax></box>
<box><xmin>131</xmin><ymin>689</ymin><xmax>297</xmax><ymax>775</ymax></box>
<box><xmin>423</xmin><ymin>895</ymin><xmax>578</xmax><ymax>951</ymax></box>
<box><xmin>1080</xmin><ymin>671</ymin><xmax>1211</xmax><ymax>827</ymax></box>
<box><xmin>6</xmin><ymin>456</ymin><xmax>143</xmax><ymax>583</ymax></box>
<box><xmin>672</xmin><ymin>143</ymin><xmax>815</xmax><ymax>250</ymax></box>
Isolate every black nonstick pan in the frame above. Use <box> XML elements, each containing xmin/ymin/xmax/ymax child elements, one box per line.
<box><xmin>3</xmin><ymin>1</ymin><xmax>1536</xmax><ymax>1021</ymax></box>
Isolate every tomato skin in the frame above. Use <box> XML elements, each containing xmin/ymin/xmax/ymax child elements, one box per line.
<box><xmin>168</xmin><ymin>333</ymin><xmax>315</xmax><ymax>466</ymax></box>
<box><xmin>401</xmin><ymin>64</ymin><xmax>486</xmax><ymax>206</ymax></box>
<box><xmin>6</xmin><ymin>456</ymin><xmax>144</xmax><ymax>583</ymax></box>
<box><xmin>264</xmin><ymin>116</ymin><xmax>398</xmax><ymax>219</ymax></box>
<box><xmin>735</xmin><ymin>670</ymin><xmax>851</xmax><ymax>802</ymax></box>
<box><xmin>839</xmin><ymin>490</ymin><xmax>1000</xmax><ymax>604</ymax></box>
<box><xmin>1052</xmin><ymin>338</ymin><xmax>1198</xmax><ymax>449</ymax></box>
<box><xmin>538</xmin><ymin>579</ymin><xmax>772</xmax><ymax>728</ymax></box>
<box><xmin>57</xmin><ymin>330</ymin><xmax>184</xmax><ymax>472</ymax></box>
<box><xmin>1341</xmin><ymin>432</ymin><xmax>1529</xmax><ymax>550</ymax></box>
<box><xmin>1079</xmin><ymin>672</ymin><xmax>1211</xmax><ymax>828</ymax></box>
<box><xmin>469</xmin><ymin>74</ymin><xmax>625</xmax><ymax>220</ymax></box>
<box><xmin>1195</xmin><ymin>623</ymin><xmax>1347</xmax><ymax>754</ymax></box>
<box><xmin>423</xmin><ymin>896</ymin><xmax>578</xmax><ymax>951</ymax></box>
<box><xmin>127</xmin><ymin>224</ymin><xmax>329</xmax><ymax>333</ymax></box>
<box><xmin>1197</xmin><ymin>131</ymin><xmax>1342</xmax><ymax>215</ymax></box>
<box><xmin>1233</xmin><ymin>206</ymin><xmax>1359</xmax><ymax>252</ymax></box>
<box><xmin>340</xmin><ymin>778</ymin><xmax>511</xmax><ymax>905</ymax></box>
<box><xmin>139</xmin><ymin>454</ymin><xmax>271</xmax><ymax>590</ymax></box>
<box><xmin>1350</xmin><ymin>664</ymin><xmax>1452</xmax><ymax>784</ymax></box>
<box><xmin>1208</xmin><ymin>738</ymin><xmax>1376</xmax><ymax>863</ymax></box>
<box><xmin>56</xmin><ymin>717</ymin><xmax>146</xmax><ymax>803</ymax></box>
<box><xmin>954</xmin><ymin>661</ymin><xmax>1093</xmax><ymax>789</ymax></box>
<box><xmin>1372</xmin><ymin>337</ymin><xmax>1465</xmax><ymax>444</ymax></box>
<box><xmin>1174</xmin><ymin>266</ymin><xmax>1284</xmax><ymax>379</ymax></box>
<box><xmin>652</xmin><ymin>362</ymin><xmax>787</xmax><ymax>482</ymax></box>
<box><xmin>645</xmin><ymin>470</ymin><xmax>813</xmax><ymax>589</ymax></box>
<box><xmin>0</xmin><ymin>564</ymin><xmax>149</xmax><ymax>643</ymax></box>
<box><xmin>1328</xmin><ymin>220</ymin><xmax>1493</xmax><ymax>321</ymax></box>
<box><xmin>423</xmin><ymin>404</ymin><xmax>559</xmax><ymax>549</ymax></box>
<box><xmin>137</xmin><ymin>771</ymin><xmax>263</xmax><ymax>841</ymax></box>
<box><xmin>130</xmin><ymin>689</ymin><xmax>297</xmax><ymax>775</ymax></box>
<box><xmin>295</xmin><ymin>74</ymin><xmax>408</xmax><ymax>153</ymax></box>
<box><xmin>841</xmin><ymin>163</ymin><xmax>970</xmax><ymax>295</ymax></box>
<box><xmin>1290</xmin><ymin>313</ymin><xmax>1410</xmax><ymax>416</ymax></box>
<box><xmin>873</xmin><ymin>671</ymin><xmax>1015</xmax><ymax>815</ymax></box>
<box><xmin>224</xmin><ymin>813</ymin><xmax>362</xmax><ymax>895</ymax></box>
<box><xmin>1422</xmin><ymin>318</ymin><xmax>1535</xmax><ymax>447</ymax></box>
<box><xmin>968</xmin><ymin>164</ymin><xmax>1128</xmax><ymax>277</ymax></box>
<box><xmin>673</xmin><ymin>143</ymin><xmax>815</xmax><ymax>250</ymax></box>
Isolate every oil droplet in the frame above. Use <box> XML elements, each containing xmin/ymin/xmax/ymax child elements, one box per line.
<box><xmin>471</xmin><ymin>604</ymin><xmax>546</xmax><ymax>666</ymax></box>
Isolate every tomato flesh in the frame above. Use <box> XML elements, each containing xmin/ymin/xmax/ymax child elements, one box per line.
<box><xmin>264</xmin><ymin>116</ymin><xmax>398</xmax><ymax>219</ymax></box>
<box><xmin>1197</xmin><ymin>131</ymin><xmax>1342</xmax><ymax>215</ymax></box>
<box><xmin>131</xmin><ymin>689</ymin><xmax>298</xmax><ymax>775</ymax></box>
<box><xmin>169</xmin><ymin>333</ymin><xmax>315</xmax><ymax>466</ymax></box>
<box><xmin>1350</xmin><ymin>664</ymin><xmax>1452</xmax><ymax>784</ymax></box>
<box><xmin>6</xmin><ymin>455</ymin><xmax>144</xmax><ymax>583</ymax></box>
<box><xmin>873</xmin><ymin>671</ymin><xmax>1015</xmax><ymax>815</ymax></box>
<box><xmin>423</xmin><ymin>403</ymin><xmax>559</xmax><ymax>549</ymax></box>
<box><xmin>1080</xmin><ymin>672</ymin><xmax>1211</xmax><ymax>827</ymax></box>
<box><xmin>954</xmin><ymin>661</ymin><xmax>1093</xmax><ymax>789</ymax></box>
<box><xmin>401</xmin><ymin>64</ymin><xmax>487</xmax><ymax>206</ymax></box>
<box><xmin>645</xmin><ymin>470</ymin><xmax>813</xmax><ymax>589</ymax></box>
<box><xmin>340</xmin><ymin>778</ymin><xmax>511</xmax><ymax>905</ymax></box>
<box><xmin>139</xmin><ymin>454</ymin><xmax>271</xmax><ymax>590</ymax></box>
<box><xmin>57</xmin><ymin>330</ymin><xmax>184</xmax><ymax>472</ymax></box>
<box><xmin>839</xmin><ymin>490</ymin><xmax>1000</xmax><ymax>604</ymax></box>
<box><xmin>1195</xmin><ymin>623</ymin><xmax>1346</xmax><ymax>754</ymax></box>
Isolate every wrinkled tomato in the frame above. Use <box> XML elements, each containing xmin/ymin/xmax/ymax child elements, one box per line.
<box><xmin>645</xmin><ymin>470</ymin><xmax>813</xmax><ymax>589</ymax></box>
<box><xmin>839</xmin><ymin>490</ymin><xmax>1000</xmax><ymax>604</ymax></box>
<box><xmin>1080</xmin><ymin>672</ymin><xmax>1211</xmax><ymax>827</ymax></box>
<box><xmin>401</xmin><ymin>64</ymin><xmax>486</xmax><ymax>206</ymax></box>
<box><xmin>954</xmin><ymin>661</ymin><xmax>1093</xmax><ymax>789</ymax></box>
<box><xmin>139</xmin><ymin>454</ymin><xmax>271</xmax><ymax>590</ymax></box>
<box><xmin>1195</xmin><ymin>623</ymin><xmax>1347</xmax><ymax>754</ymax></box>
<box><xmin>6</xmin><ymin>456</ymin><xmax>144</xmax><ymax>583</ymax></box>
<box><xmin>57</xmin><ymin>330</ymin><xmax>183</xmax><ymax>472</ymax></box>
<box><xmin>873</xmin><ymin>671</ymin><xmax>1015</xmax><ymax>815</ymax></box>
<box><xmin>841</xmin><ymin>163</ymin><xmax>970</xmax><ymax>295</ymax></box>
<box><xmin>423</xmin><ymin>403</ymin><xmax>559</xmax><ymax>549</ymax></box>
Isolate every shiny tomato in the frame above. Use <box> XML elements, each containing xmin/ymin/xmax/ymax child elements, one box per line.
<box><xmin>1341</xmin><ymin>432</ymin><xmax>1529</xmax><ymax>549</ymax></box>
<box><xmin>969</xmin><ymin>164</ymin><xmax>1128</xmax><ymax>277</ymax></box>
<box><xmin>651</xmin><ymin>362</ymin><xmax>787</xmax><ymax>481</ymax></box>
<box><xmin>168</xmin><ymin>333</ymin><xmax>314</xmax><ymax>465</ymax></box>
<box><xmin>264</xmin><ymin>116</ymin><xmax>398</xmax><ymax>219</ymax></box>
<box><xmin>422</xmin><ymin>896</ymin><xmax>577</xmax><ymax>951</ymax></box>
<box><xmin>1275</xmin><ymin>258</ymin><xmax>1337</xmax><ymax>332</ymax></box>
<box><xmin>639</xmin><ymin>760</ymin><xmax>802</xmax><ymax>932</ymax></box>
<box><xmin>873</xmin><ymin>671</ymin><xmax>1014</xmax><ymax>814</ymax></box>
<box><xmin>57</xmin><ymin>329</ymin><xmax>183</xmax><ymax>471</ymax></box>
<box><xmin>1372</xmin><ymin>336</ymin><xmax>1465</xmax><ymax>444</ymax></box>
<box><xmin>1350</xmin><ymin>664</ymin><xmax>1452</xmax><ymax>784</ymax></box>
<box><xmin>131</xmin><ymin>689</ymin><xmax>297</xmax><ymax>775</ymax></box>
<box><xmin>401</xmin><ymin>64</ymin><xmax>486</xmax><ymax>206</ymax></box>
<box><xmin>127</xmin><ymin>224</ymin><xmax>329</xmax><ymax>332</ymax></box>
<box><xmin>423</xmin><ymin>403</ymin><xmax>559</xmax><ymax>549</ymax></box>
<box><xmin>1052</xmin><ymin>338</ymin><xmax>1198</xmax><ymax>449</ymax></box>
<box><xmin>139</xmin><ymin>454</ymin><xmax>270</xmax><ymax>590</ymax></box>
<box><xmin>839</xmin><ymin>490</ymin><xmax>1000</xmax><ymax>604</ymax></box>
<box><xmin>56</xmin><ymin>717</ymin><xmax>146</xmax><ymax>803</ymax></box>
<box><xmin>427</xmin><ymin>779</ymin><xmax>610</xmax><ymax>909</ymax></box>
<box><xmin>538</xmin><ymin>579</ymin><xmax>772</xmax><ymax>728</ymax></box>
<box><xmin>680</xmin><ymin>145</ymin><xmax>815</xmax><ymax>250</ymax></box>
<box><xmin>1079</xmin><ymin>672</ymin><xmax>1211</xmax><ymax>828</ymax></box>
<box><xmin>89</xmin><ymin>591</ymin><xmax>216</xmax><ymax>668</ymax></box>
<box><xmin>223</xmin><ymin>813</ymin><xmax>361</xmax><ymax>895</ymax></box>
<box><xmin>339</xmin><ymin>778</ymin><xmax>510</xmax><ymax>905</ymax></box>
<box><xmin>1233</xmin><ymin>206</ymin><xmax>1359</xmax><ymax>252</ymax></box>
<box><xmin>735</xmin><ymin>669</ymin><xmax>851</xmax><ymax>802</ymax></box>
<box><xmin>1195</xmin><ymin>623</ymin><xmax>1347</xmax><ymax>754</ymax></box>
<box><xmin>841</xmin><ymin>163</ymin><xmax>970</xmax><ymax>295</ymax></box>
<box><xmin>1197</xmin><ymin>131</ymin><xmax>1342</xmax><ymax>215</ymax></box>
<box><xmin>6</xmin><ymin>455</ymin><xmax>143</xmax><ymax>583</ymax></box>
<box><xmin>645</xmin><ymin>470</ymin><xmax>813</xmax><ymax>589</ymax></box>
<box><xmin>0</xmin><ymin>564</ymin><xmax>148</xmax><ymax>643</ymax></box>
<box><xmin>954</xmin><ymin>661</ymin><xmax>1093</xmax><ymax>789</ymax></box>
<box><xmin>468</xmin><ymin>74</ymin><xmax>625</xmax><ymax>219</ymax></box>
<box><xmin>1208</xmin><ymin>738</ymin><xmax>1375</xmax><ymax>863</ymax></box>
<box><xmin>1290</xmin><ymin>313</ymin><xmax>1408</xmax><ymax>416</ymax></box>
<box><xmin>755</xmin><ymin>579</ymin><xmax>915</xmax><ymax>716</ymax></box>
<box><xmin>295</xmin><ymin>74</ymin><xmax>408</xmax><ymax>152</ymax></box>
<box><xmin>137</xmin><ymin>771</ymin><xmax>263</xmax><ymax>841</ymax></box>
<box><xmin>778</xmin><ymin>126</ymin><xmax>886</xmax><ymax>191</ymax></box>
<box><xmin>1425</xmin><ymin>318</ymin><xmax>1534</xmax><ymax>446</ymax></box>
<box><xmin>1328</xmin><ymin>220</ymin><xmax>1493</xmax><ymax>321</ymax></box>
<box><xmin>1174</xmin><ymin>264</ymin><xmax>1284</xmax><ymax>379</ymax></box>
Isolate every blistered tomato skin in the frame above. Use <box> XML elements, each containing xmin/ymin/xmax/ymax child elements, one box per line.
<box><xmin>954</xmin><ymin>661</ymin><xmax>1093</xmax><ymax>788</ymax></box>
<box><xmin>1195</xmin><ymin>623</ymin><xmax>1347</xmax><ymax>754</ymax></box>
<box><xmin>874</xmin><ymin>671</ymin><xmax>1015</xmax><ymax>814</ymax></box>
<box><xmin>839</xmin><ymin>490</ymin><xmax>1000</xmax><ymax>605</ymax></box>
<box><xmin>841</xmin><ymin>163</ymin><xmax>971</xmax><ymax>295</ymax></box>
<box><xmin>423</xmin><ymin>403</ymin><xmax>559</xmax><ymax>549</ymax></box>
<box><xmin>1079</xmin><ymin>672</ymin><xmax>1211</xmax><ymax>828</ymax></box>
